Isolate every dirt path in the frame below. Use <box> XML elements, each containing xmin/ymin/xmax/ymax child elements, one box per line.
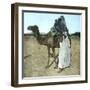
<box><xmin>24</xmin><ymin>36</ymin><xmax>80</xmax><ymax>77</ymax></box>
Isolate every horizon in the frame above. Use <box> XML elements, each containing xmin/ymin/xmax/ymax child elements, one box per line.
<box><xmin>24</xmin><ymin>31</ymin><xmax>80</xmax><ymax>35</ymax></box>
<box><xmin>23</xmin><ymin>12</ymin><xmax>81</xmax><ymax>34</ymax></box>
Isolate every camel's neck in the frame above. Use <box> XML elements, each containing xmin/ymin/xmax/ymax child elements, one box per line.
<box><xmin>32</xmin><ymin>29</ymin><xmax>42</xmax><ymax>43</ymax></box>
<box><xmin>36</xmin><ymin>32</ymin><xmax>41</xmax><ymax>43</ymax></box>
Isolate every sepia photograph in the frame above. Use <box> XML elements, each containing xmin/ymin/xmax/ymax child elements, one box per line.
<box><xmin>23</xmin><ymin>12</ymin><xmax>81</xmax><ymax>77</ymax></box>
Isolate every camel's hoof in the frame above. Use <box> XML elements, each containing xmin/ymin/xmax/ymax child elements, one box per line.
<box><xmin>45</xmin><ymin>65</ymin><xmax>49</xmax><ymax>69</ymax></box>
<box><xmin>54</xmin><ymin>66</ymin><xmax>58</xmax><ymax>69</ymax></box>
<box><xmin>57</xmin><ymin>68</ymin><xmax>64</xmax><ymax>73</ymax></box>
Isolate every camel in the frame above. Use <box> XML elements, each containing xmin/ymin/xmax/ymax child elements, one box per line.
<box><xmin>27</xmin><ymin>25</ymin><xmax>63</xmax><ymax>68</ymax></box>
<box><xmin>27</xmin><ymin>16</ymin><xmax>70</xmax><ymax>68</ymax></box>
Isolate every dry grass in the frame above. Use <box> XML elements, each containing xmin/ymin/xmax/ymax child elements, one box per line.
<box><xmin>24</xmin><ymin>35</ymin><xmax>80</xmax><ymax>77</ymax></box>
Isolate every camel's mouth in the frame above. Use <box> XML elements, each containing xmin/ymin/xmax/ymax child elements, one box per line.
<box><xmin>27</xmin><ymin>26</ymin><xmax>32</xmax><ymax>30</ymax></box>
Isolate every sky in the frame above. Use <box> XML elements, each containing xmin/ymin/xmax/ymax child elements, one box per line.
<box><xmin>23</xmin><ymin>12</ymin><xmax>81</xmax><ymax>34</ymax></box>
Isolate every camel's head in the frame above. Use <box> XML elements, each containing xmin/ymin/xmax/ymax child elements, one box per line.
<box><xmin>27</xmin><ymin>25</ymin><xmax>40</xmax><ymax>37</ymax></box>
<box><xmin>27</xmin><ymin>25</ymin><xmax>39</xmax><ymax>32</ymax></box>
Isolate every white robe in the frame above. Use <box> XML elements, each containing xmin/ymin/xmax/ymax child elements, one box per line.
<box><xmin>58</xmin><ymin>36</ymin><xmax>71</xmax><ymax>69</ymax></box>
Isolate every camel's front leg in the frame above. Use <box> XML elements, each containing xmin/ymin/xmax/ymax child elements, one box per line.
<box><xmin>46</xmin><ymin>47</ymin><xmax>58</xmax><ymax>68</ymax></box>
<box><xmin>52</xmin><ymin>48</ymin><xmax>55</xmax><ymax>58</ymax></box>
<box><xmin>45</xmin><ymin>47</ymin><xmax>50</xmax><ymax>68</ymax></box>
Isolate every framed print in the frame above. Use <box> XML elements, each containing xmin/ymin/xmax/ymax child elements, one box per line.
<box><xmin>11</xmin><ymin>3</ymin><xmax>88</xmax><ymax>87</ymax></box>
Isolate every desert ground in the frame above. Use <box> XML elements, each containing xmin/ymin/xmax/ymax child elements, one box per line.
<box><xmin>24</xmin><ymin>35</ymin><xmax>80</xmax><ymax>77</ymax></box>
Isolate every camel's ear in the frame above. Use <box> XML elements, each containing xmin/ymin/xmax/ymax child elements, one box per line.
<box><xmin>34</xmin><ymin>25</ymin><xmax>38</xmax><ymax>30</ymax></box>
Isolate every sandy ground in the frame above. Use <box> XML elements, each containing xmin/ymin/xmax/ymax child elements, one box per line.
<box><xmin>24</xmin><ymin>35</ymin><xmax>80</xmax><ymax>77</ymax></box>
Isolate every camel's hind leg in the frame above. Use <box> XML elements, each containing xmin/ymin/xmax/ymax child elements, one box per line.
<box><xmin>54</xmin><ymin>54</ymin><xmax>59</xmax><ymax>69</ymax></box>
<box><xmin>52</xmin><ymin>48</ymin><xmax>59</xmax><ymax>69</ymax></box>
<box><xmin>45</xmin><ymin>47</ymin><xmax>50</xmax><ymax>68</ymax></box>
<box><xmin>46</xmin><ymin>47</ymin><xmax>58</xmax><ymax>68</ymax></box>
